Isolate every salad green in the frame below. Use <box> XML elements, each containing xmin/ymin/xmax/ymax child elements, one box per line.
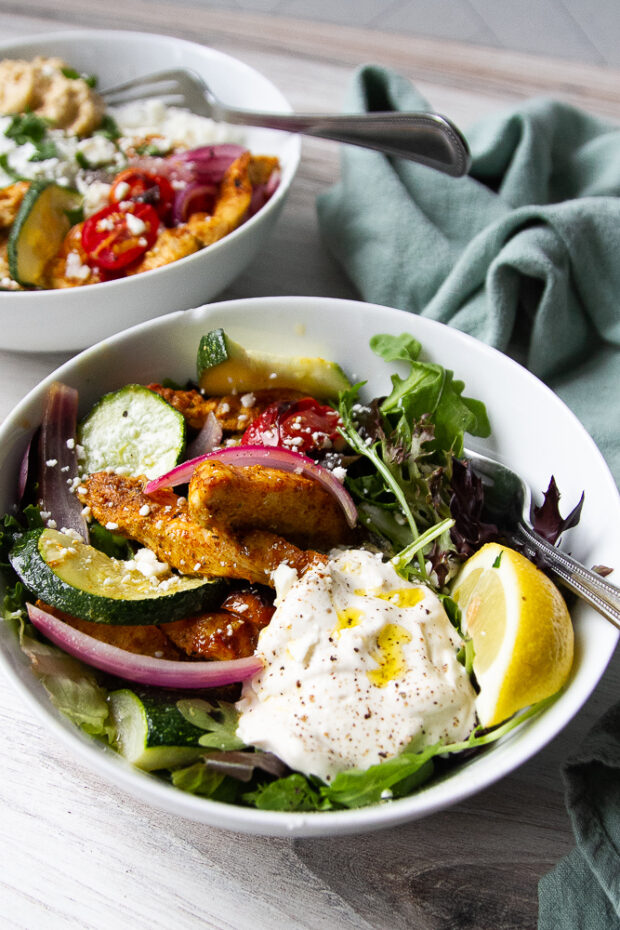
<box><xmin>0</xmin><ymin>331</ymin><xmax>559</xmax><ymax>813</ymax></box>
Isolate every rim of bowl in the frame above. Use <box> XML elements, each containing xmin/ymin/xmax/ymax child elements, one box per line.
<box><xmin>0</xmin><ymin>295</ymin><xmax>617</xmax><ymax>837</ymax></box>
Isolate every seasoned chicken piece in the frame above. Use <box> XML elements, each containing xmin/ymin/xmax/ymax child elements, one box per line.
<box><xmin>0</xmin><ymin>181</ymin><xmax>29</xmax><ymax>228</ymax></box>
<box><xmin>146</xmin><ymin>384</ymin><xmax>304</xmax><ymax>432</ymax></box>
<box><xmin>163</xmin><ymin>588</ymin><xmax>274</xmax><ymax>660</ymax></box>
<box><xmin>36</xmin><ymin>600</ymin><xmax>183</xmax><ymax>659</ymax></box>
<box><xmin>248</xmin><ymin>155</ymin><xmax>280</xmax><ymax>187</ymax></box>
<box><xmin>48</xmin><ymin>222</ymin><xmax>101</xmax><ymax>288</ymax></box>
<box><xmin>188</xmin><ymin>460</ymin><xmax>351</xmax><ymax>549</ymax></box>
<box><xmin>78</xmin><ymin>473</ymin><xmax>326</xmax><ymax>586</ymax></box>
<box><xmin>127</xmin><ymin>225</ymin><xmax>200</xmax><ymax>275</ymax></box>
<box><xmin>187</xmin><ymin>151</ymin><xmax>252</xmax><ymax>247</ymax></box>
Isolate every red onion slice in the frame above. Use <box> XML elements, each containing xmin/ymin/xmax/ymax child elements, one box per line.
<box><xmin>18</xmin><ymin>435</ymin><xmax>34</xmax><ymax>504</ymax></box>
<box><xmin>170</xmin><ymin>144</ymin><xmax>246</xmax><ymax>182</ymax></box>
<box><xmin>144</xmin><ymin>444</ymin><xmax>357</xmax><ymax>528</ymax></box>
<box><xmin>38</xmin><ymin>382</ymin><xmax>89</xmax><ymax>542</ymax></box>
<box><xmin>186</xmin><ymin>412</ymin><xmax>223</xmax><ymax>459</ymax></box>
<box><xmin>27</xmin><ymin>603</ymin><xmax>264</xmax><ymax>688</ymax></box>
<box><xmin>248</xmin><ymin>169</ymin><xmax>281</xmax><ymax>217</ymax></box>
<box><xmin>172</xmin><ymin>181</ymin><xmax>218</xmax><ymax>224</ymax></box>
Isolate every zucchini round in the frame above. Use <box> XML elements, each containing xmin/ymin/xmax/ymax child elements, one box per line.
<box><xmin>78</xmin><ymin>384</ymin><xmax>186</xmax><ymax>480</ymax></box>
<box><xmin>8</xmin><ymin>179</ymin><xmax>82</xmax><ymax>287</ymax></box>
<box><xmin>9</xmin><ymin>528</ymin><xmax>227</xmax><ymax>625</ymax></box>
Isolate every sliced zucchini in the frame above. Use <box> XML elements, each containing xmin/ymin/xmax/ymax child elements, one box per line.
<box><xmin>109</xmin><ymin>688</ymin><xmax>205</xmax><ymax>771</ymax></box>
<box><xmin>78</xmin><ymin>384</ymin><xmax>186</xmax><ymax>481</ymax></box>
<box><xmin>197</xmin><ymin>328</ymin><xmax>351</xmax><ymax>399</ymax></box>
<box><xmin>9</xmin><ymin>528</ymin><xmax>226</xmax><ymax>625</ymax></box>
<box><xmin>8</xmin><ymin>179</ymin><xmax>82</xmax><ymax>287</ymax></box>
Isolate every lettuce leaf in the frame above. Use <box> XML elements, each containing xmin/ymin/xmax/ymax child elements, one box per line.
<box><xmin>20</xmin><ymin>630</ymin><xmax>113</xmax><ymax>739</ymax></box>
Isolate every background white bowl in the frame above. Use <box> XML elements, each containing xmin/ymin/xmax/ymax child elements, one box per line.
<box><xmin>0</xmin><ymin>295</ymin><xmax>618</xmax><ymax>837</ymax></box>
<box><xmin>0</xmin><ymin>30</ymin><xmax>301</xmax><ymax>353</ymax></box>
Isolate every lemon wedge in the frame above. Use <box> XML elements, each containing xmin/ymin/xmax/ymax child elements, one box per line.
<box><xmin>452</xmin><ymin>542</ymin><xmax>574</xmax><ymax>727</ymax></box>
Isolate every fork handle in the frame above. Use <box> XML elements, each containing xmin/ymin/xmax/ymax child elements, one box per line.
<box><xmin>516</xmin><ymin>521</ymin><xmax>620</xmax><ymax>630</ymax></box>
<box><xmin>212</xmin><ymin>105</ymin><xmax>470</xmax><ymax>177</ymax></box>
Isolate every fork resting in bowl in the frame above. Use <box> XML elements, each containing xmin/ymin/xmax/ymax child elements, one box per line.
<box><xmin>102</xmin><ymin>68</ymin><xmax>470</xmax><ymax>177</ymax></box>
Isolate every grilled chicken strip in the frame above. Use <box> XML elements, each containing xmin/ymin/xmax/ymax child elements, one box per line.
<box><xmin>163</xmin><ymin>588</ymin><xmax>274</xmax><ymax>660</ymax></box>
<box><xmin>78</xmin><ymin>472</ymin><xmax>326</xmax><ymax>586</ymax></box>
<box><xmin>146</xmin><ymin>384</ymin><xmax>304</xmax><ymax>432</ymax></box>
<box><xmin>188</xmin><ymin>460</ymin><xmax>351</xmax><ymax>549</ymax></box>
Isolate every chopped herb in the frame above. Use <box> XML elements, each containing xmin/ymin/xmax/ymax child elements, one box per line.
<box><xmin>61</xmin><ymin>67</ymin><xmax>97</xmax><ymax>88</ymax></box>
<box><xmin>0</xmin><ymin>153</ymin><xmax>21</xmax><ymax>180</ymax></box>
<box><xmin>492</xmin><ymin>551</ymin><xmax>503</xmax><ymax>568</ymax></box>
<box><xmin>135</xmin><ymin>142</ymin><xmax>168</xmax><ymax>157</ymax></box>
<box><xmin>5</xmin><ymin>112</ymin><xmax>50</xmax><ymax>145</ymax></box>
<box><xmin>75</xmin><ymin>151</ymin><xmax>91</xmax><ymax>170</ymax></box>
<box><xmin>29</xmin><ymin>139</ymin><xmax>58</xmax><ymax>162</ymax></box>
<box><xmin>94</xmin><ymin>114</ymin><xmax>121</xmax><ymax>141</ymax></box>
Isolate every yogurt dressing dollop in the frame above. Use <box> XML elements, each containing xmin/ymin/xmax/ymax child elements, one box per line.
<box><xmin>236</xmin><ymin>548</ymin><xmax>477</xmax><ymax>782</ymax></box>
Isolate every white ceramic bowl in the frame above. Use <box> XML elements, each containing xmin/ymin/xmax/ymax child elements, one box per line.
<box><xmin>0</xmin><ymin>31</ymin><xmax>300</xmax><ymax>353</ymax></box>
<box><xmin>0</xmin><ymin>296</ymin><xmax>618</xmax><ymax>837</ymax></box>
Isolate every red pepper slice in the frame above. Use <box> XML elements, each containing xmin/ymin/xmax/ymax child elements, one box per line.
<box><xmin>109</xmin><ymin>168</ymin><xmax>175</xmax><ymax>222</ymax></box>
<box><xmin>81</xmin><ymin>202</ymin><xmax>159</xmax><ymax>271</ymax></box>
<box><xmin>241</xmin><ymin>397</ymin><xmax>344</xmax><ymax>454</ymax></box>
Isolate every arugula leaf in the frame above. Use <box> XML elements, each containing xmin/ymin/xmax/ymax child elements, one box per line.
<box><xmin>370</xmin><ymin>333</ymin><xmax>490</xmax><ymax>457</ymax></box>
<box><xmin>175</xmin><ymin>698</ymin><xmax>245</xmax><ymax>751</ymax></box>
<box><xmin>338</xmin><ymin>335</ymin><xmax>492</xmax><ymax>589</ymax></box>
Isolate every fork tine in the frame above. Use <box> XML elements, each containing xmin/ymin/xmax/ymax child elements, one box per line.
<box><xmin>101</xmin><ymin>69</ymin><xmax>187</xmax><ymax>96</ymax></box>
<box><xmin>104</xmin><ymin>90</ymin><xmax>188</xmax><ymax>108</ymax></box>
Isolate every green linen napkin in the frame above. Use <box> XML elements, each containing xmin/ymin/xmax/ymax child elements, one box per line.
<box><xmin>316</xmin><ymin>65</ymin><xmax>620</xmax><ymax>486</ymax></box>
<box><xmin>538</xmin><ymin>702</ymin><xmax>620</xmax><ymax>929</ymax></box>
<box><xmin>316</xmin><ymin>65</ymin><xmax>620</xmax><ymax>928</ymax></box>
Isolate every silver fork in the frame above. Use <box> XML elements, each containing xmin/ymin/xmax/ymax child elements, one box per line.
<box><xmin>465</xmin><ymin>448</ymin><xmax>620</xmax><ymax>630</ymax></box>
<box><xmin>101</xmin><ymin>68</ymin><xmax>470</xmax><ymax>177</ymax></box>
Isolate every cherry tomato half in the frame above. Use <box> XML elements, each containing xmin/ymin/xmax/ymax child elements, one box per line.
<box><xmin>241</xmin><ymin>397</ymin><xmax>344</xmax><ymax>454</ymax></box>
<box><xmin>81</xmin><ymin>202</ymin><xmax>159</xmax><ymax>271</ymax></box>
<box><xmin>109</xmin><ymin>168</ymin><xmax>175</xmax><ymax>222</ymax></box>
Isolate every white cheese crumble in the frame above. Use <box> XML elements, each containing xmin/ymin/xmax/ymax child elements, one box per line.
<box><xmin>65</xmin><ymin>250</ymin><xmax>91</xmax><ymax>281</ymax></box>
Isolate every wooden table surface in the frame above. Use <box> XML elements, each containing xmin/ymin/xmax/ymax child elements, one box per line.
<box><xmin>1</xmin><ymin>7</ymin><xmax>619</xmax><ymax>929</ymax></box>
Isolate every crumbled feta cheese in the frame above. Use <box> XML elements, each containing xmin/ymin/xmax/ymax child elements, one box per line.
<box><xmin>125</xmin><ymin>212</ymin><xmax>146</xmax><ymax>236</ymax></box>
<box><xmin>65</xmin><ymin>250</ymin><xmax>91</xmax><ymax>282</ymax></box>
